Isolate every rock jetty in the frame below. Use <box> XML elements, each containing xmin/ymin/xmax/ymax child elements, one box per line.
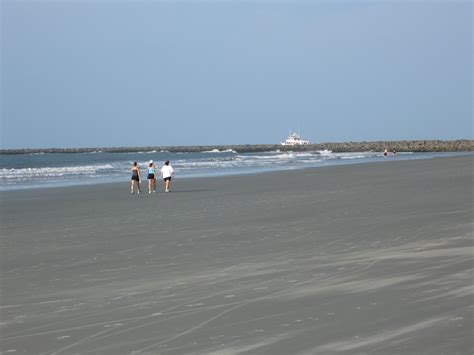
<box><xmin>0</xmin><ymin>140</ymin><xmax>472</xmax><ymax>155</ymax></box>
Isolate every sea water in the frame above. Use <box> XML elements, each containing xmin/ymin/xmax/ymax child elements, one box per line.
<box><xmin>0</xmin><ymin>149</ymin><xmax>469</xmax><ymax>191</ymax></box>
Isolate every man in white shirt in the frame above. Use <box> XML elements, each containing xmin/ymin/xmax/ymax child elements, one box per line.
<box><xmin>160</xmin><ymin>160</ymin><xmax>175</xmax><ymax>192</ymax></box>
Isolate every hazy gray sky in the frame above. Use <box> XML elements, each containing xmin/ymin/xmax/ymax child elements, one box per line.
<box><xmin>2</xmin><ymin>0</ymin><xmax>472</xmax><ymax>149</ymax></box>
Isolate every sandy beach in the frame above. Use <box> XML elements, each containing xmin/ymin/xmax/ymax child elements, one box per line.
<box><xmin>1</xmin><ymin>156</ymin><xmax>472</xmax><ymax>354</ymax></box>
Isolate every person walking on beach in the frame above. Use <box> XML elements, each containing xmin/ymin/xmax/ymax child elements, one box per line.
<box><xmin>160</xmin><ymin>160</ymin><xmax>174</xmax><ymax>192</ymax></box>
<box><xmin>147</xmin><ymin>160</ymin><xmax>157</xmax><ymax>194</ymax></box>
<box><xmin>384</xmin><ymin>148</ymin><xmax>388</xmax><ymax>157</ymax></box>
<box><xmin>130</xmin><ymin>161</ymin><xmax>141</xmax><ymax>194</ymax></box>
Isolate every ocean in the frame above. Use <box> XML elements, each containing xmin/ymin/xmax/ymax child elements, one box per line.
<box><xmin>0</xmin><ymin>149</ymin><xmax>469</xmax><ymax>191</ymax></box>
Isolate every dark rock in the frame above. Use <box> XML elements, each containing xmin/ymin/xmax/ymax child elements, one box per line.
<box><xmin>0</xmin><ymin>140</ymin><xmax>472</xmax><ymax>155</ymax></box>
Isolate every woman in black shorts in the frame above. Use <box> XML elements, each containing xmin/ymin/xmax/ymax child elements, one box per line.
<box><xmin>130</xmin><ymin>161</ymin><xmax>141</xmax><ymax>194</ymax></box>
<box><xmin>147</xmin><ymin>160</ymin><xmax>156</xmax><ymax>194</ymax></box>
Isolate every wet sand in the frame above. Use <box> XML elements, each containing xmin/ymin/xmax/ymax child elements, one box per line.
<box><xmin>1</xmin><ymin>156</ymin><xmax>473</xmax><ymax>354</ymax></box>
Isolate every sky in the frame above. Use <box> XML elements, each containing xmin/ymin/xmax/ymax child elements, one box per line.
<box><xmin>1</xmin><ymin>0</ymin><xmax>472</xmax><ymax>149</ymax></box>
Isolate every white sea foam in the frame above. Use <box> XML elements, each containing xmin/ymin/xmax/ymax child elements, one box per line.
<box><xmin>0</xmin><ymin>164</ymin><xmax>114</xmax><ymax>180</ymax></box>
<box><xmin>237</xmin><ymin>153</ymin><xmax>295</xmax><ymax>160</ymax></box>
<box><xmin>335</xmin><ymin>152</ymin><xmax>379</xmax><ymax>160</ymax></box>
<box><xmin>203</xmin><ymin>149</ymin><xmax>221</xmax><ymax>153</ymax></box>
<box><xmin>203</xmin><ymin>149</ymin><xmax>237</xmax><ymax>153</ymax></box>
<box><xmin>317</xmin><ymin>149</ymin><xmax>332</xmax><ymax>156</ymax></box>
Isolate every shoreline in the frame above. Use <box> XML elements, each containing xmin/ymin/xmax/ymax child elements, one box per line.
<box><xmin>1</xmin><ymin>139</ymin><xmax>473</xmax><ymax>155</ymax></box>
<box><xmin>1</xmin><ymin>152</ymin><xmax>472</xmax><ymax>193</ymax></box>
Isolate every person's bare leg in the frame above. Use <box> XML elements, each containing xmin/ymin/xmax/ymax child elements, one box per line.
<box><xmin>130</xmin><ymin>180</ymin><xmax>134</xmax><ymax>193</ymax></box>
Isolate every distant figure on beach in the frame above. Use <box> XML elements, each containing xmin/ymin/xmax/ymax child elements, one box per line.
<box><xmin>147</xmin><ymin>160</ymin><xmax>156</xmax><ymax>194</ymax></box>
<box><xmin>130</xmin><ymin>162</ymin><xmax>141</xmax><ymax>194</ymax></box>
<box><xmin>160</xmin><ymin>160</ymin><xmax>174</xmax><ymax>192</ymax></box>
<box><xmin>384</xmin><ymin>148</ymin><xmax>388</xmax><ymax>157</ymax></box>
<box><xmin>393</xmin><ymin>149</ymin><xmax>397</xmax><ymax>155</ymax></box>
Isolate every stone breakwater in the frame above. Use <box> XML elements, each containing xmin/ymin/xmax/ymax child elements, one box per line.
<box><xmin>1</xmin><ymin>140</ymin><xmax>472</xmax><ymax>155</ymax></box>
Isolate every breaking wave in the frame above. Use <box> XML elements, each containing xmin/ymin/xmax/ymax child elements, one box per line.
<box><xmin>0</xmin><ymin>164</ymin><xmax>114</xmax><ymax>180</ymax></box>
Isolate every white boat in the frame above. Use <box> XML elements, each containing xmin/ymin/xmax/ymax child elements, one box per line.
<box><xmin>281</xmin><ymin>132</ymin><xmax>311</xmax><ymax>146</ymax></box>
